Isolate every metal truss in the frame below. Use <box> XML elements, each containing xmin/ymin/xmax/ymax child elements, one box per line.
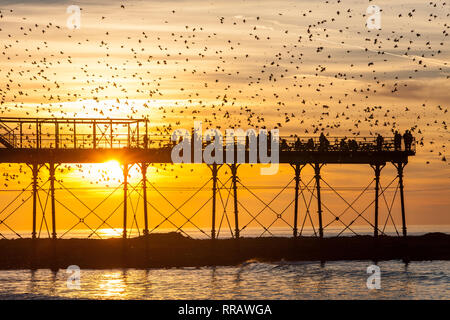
<box><xmin>0</xmin><ymin>161</ymin><xmax>410</xmax><ymax>239</ymax></box>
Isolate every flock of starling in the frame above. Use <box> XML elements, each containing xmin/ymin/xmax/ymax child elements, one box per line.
<box><xmin>0</xmin><ymin>0</ymin><xmax>448</xmax><ymax>187</ymax></box>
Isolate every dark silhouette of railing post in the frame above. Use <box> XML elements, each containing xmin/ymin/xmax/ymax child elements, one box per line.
<box><xmin>145</xmin><ymin>119</ymin><xmax>149</xmax><ymax>148</ymax></box>
<box><xmin>49</xmin><ymin>162</ymin><xmax>57</xmax><ymax>239</ymax></box>
<box><xmin>38</xmin><ymin>122</ymin><xmax>41</xmax><ymax>148</ymax></box>
<box><xmin>31</xmin><ymin>163</ymin><xmax>39</xmax><ymax>239</ymax></box>
<box><xmin>142</xmin><ymin>163</ymin><xmax>149</xmax><ymax>236</ymax></box>
<box><xmin>122</xmin><ymin>164</ymin><xmax>129</xmax><ymax>239</ymax></box>
<box><xmin>73</xmin><ymin>120</ymin><xmax>77</xmax><ymax>149</ymax></box>
<box><xmin>110</xmin><ymin>119</ymin><xmax>113</xmax><ymax>148</ymax></box>
<box><xmin>35</xmin><ymin>119</ymin><xmax>39</xmax><ymax>148</ymax></box>
<box><xmin>93</xmin><ymin>120</ymin><xmax>96</xmax><ymax>149</ymax></box>
<box><xmin>396</xmin><ymin>162</ymin><xmax>407</xmax><ymax>237</ymax></box>
<box><xmin>137</xmin><ymin>121</ymin><xmax>140</xmax><ymax>147</ymax></box>
<box><xmin>292</xmin><ymin>163</ymin><xmax>304</xmax><ymax>238</ymax></box>
<box><xmin>230</xmin><ymin>163</ymin><xmax>240</xmax><ymax>239</ymax></box>
<box><xmin>127</xmin><ymin>124</ymin><xmax>131</xmax><ymax>148</ymax></box>
<box><xmin>19</xmin><ymin>122</ymin><xmax>22</xmax><ymax>148</ymax></box>
<box><xmin>314</xmin><ymin>163</ymin><xmax>324</xmax><ymax>238</ymax></box>
<box><xmin>372</xmin><ymin>164</ymin><xmax>384</xmax><ymax>238</ymax></box>
<box><xmin>55</xmin><ymin>120</ymin><xmax>59</xmax><ymax>149</ymax></box>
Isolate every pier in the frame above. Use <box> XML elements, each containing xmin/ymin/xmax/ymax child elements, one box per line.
<box><xmin>0</xmin><ymin>117</ymin><xmax>415</xmax><ymax>240</ymax></box>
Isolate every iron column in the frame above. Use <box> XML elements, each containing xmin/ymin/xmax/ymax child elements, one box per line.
<box><xmin>211</xmin><ymin>164</ymin><xmax>219</xmax><ymax>240</ymax></box>
<box><xmin>49</xmin><ymin>163</ymin><xmax>57</xmax><ymax>239</ymax></box>
<box><xmin>397</xmin><ymin>163</ymin><xmax>407</xmax><ymax>237</ymax></box>
<box><xmin>314</xmin><ymin>163</ymin><xmax>324</xmax><ymax>238</ymax></box>
<box><xmin>142</xmin><ymin>163</ymin><xmax>149</xmax><ymax>236</ymax></box>
<box><xmin>31</xmin><ymin>163</ymin><xmax>38</xmax><ymax>240</ymax></box>
<box><xmin>231</xmin><ymin>163</ymin><xmax>239</xmax><ymax>239</ymax></box>
<box><xmin>293</xmin><ymin>163</ymin><xmax>302</xmax><ymax>238</ymax></box>
<box><xmin>123</xmin><ymin>164</ymin><xmax>129</xmax><ymax>239</ymax></box>
<box><xmin>373</xmin><ymin>164</ymin><xmax>382</xmax><ymax>238</ymax></box>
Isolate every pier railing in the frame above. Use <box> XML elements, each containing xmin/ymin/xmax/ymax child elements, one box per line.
<box><xmin>0</xmin><ymin>117</ymin><xmax>415</xmax><ymax>154</ymax></box>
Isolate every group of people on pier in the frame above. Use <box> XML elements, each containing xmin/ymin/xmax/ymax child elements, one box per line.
<box><xmin>394</xmin><ymin>130</ymin><xmax>413</xmax><ymax>151</ymax></box>
<box><xmin>168</xmin><ymin>129</ymin><xmax>414</xmax><ymax>153</ymax></box>
<box><xmin>283</xmin><ymin>131</ymin><xmax>414</xmax><ymax>152</ymax></box>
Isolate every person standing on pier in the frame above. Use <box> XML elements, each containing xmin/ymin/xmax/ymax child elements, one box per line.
<box><xmin>143</xmin><ymin>135</ymin><xmax>149</xmax><ymax>149</ymax></box>
<box><xmin>280</xmin><ymin>139</ymin><xmax>289</xmax><ymax>151</ymax></box>
<box><xmin>319</xmin><ymin>133</ymin><xmax>329</xmax><ymax>151</ymax></box>
<box><xmin>294</xmin><ymin>137</ymin><xmax>302</xmax><ymax>151</ymax></box>
<box><xmin>340</xmin><ymin>138</ymin><xmax>349</xmax><ymax>151</ymax></box>
<box><xmin>349</xmin><ymin>139</ymin><xmax>358</xmax><ymax>152</ymax></box>
<box><xmin>376</xmin><ymin>134</ymin><xmax>384</xmax><ymax>151</ymax></box>
<box><xmin>306</xmin><ymin>138</ymin><xmax>314</xmax><ymax>151</ymax></box>
<box><xmin>403</xmin><ymin>130</ymin><xmax>413</xmax><ymax>151</ymax></box>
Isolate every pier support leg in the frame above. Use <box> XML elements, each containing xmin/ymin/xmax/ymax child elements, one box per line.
<box><xmin>230</xmin><ymin>164</ymin><xmax>240</xmax><ymax>239</ymax></box>
<box><xmin>141</xmin><ymin>163</ymin><xmax>149</xmax><ymax>236</ymax></box>
<box><xmin>396</xmin><ymin>163</ymin><xmax>407</xmax><ymax>237</ymax></box>
<box><xmin>372</xmin><ymin>164</ymin><xmax>384</xmax><ymax>238</ymax></box>
<box><xmin>209</xmin><ymin>163</ymin><xmax>220</xmax><ymax>240</ymax></box>
<box><xmin>123</xmin><ymin>164</ymin><xmax>129</xmax><ymax>239</ymax></box>
<box><xmin>292</xmin><ymin>163</ymin><xmax>303</xmax><ymax>238</ymax></box>
<box><xmin>31</xmin><ymin>164</ymin><xmax>39</xmax><ymax>240</ymax></box>
<box><xmin>314</xmin><ymin>164</ymin><xmax>324</xmax><ymax>238</ymax></box>
<box><xmin>49</xmin><ymin>163</ymin><xmax>57</xmax><ymax>240</ymax></box>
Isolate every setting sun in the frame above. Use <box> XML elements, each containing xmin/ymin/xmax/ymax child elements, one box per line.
<box><xmin>103</xmin><ymin>160</ymin><xmax>124</xmax><ymax>181</ymax></box>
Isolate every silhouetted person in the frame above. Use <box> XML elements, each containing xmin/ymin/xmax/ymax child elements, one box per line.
<box><xmin>173</xmin><ymin>136</ymin><xmax>179</xmax><ymax>147</ymax></box>
<box><xmin>280</xmin><ymin>139</ymin><xmax>288</xmax><ymax>151</ymax></box>
<box><xmin>394</xmin><ymin>131</ymin><xmax>402</xmax><ymax>151</ymax></box>
<box><xmin>340</xmin><ymin>138</ymin><xmax>348</xmax><ymax>151</ymax></box>
<box><xmin>349</xmin><ymin>139</ymin><xmax>358</xmax><ymax>152</ymax></box>
<box><xmin>143</xmin><ymin>135</ymin><xmax>149</xmax><ymax>148</ymax></box>
<box><xmin>403</xmin><ymin>130</ymin><xmax>413</xmax><ymax>151</ymax></box>
<box><xmin>306</xmin><ymin>138</ymin><xmax>314</xmax><ymax>151</ymax></box>
<box><xmin>376</xmin><ymin>134</ymin><xmax>384</xmax><ymax>151</ymax></box>
<box><xmin>294</xmin><ymin>137</ymin><xmax>301</xmax><ymax>151</ymax></box>
<box><xmin>319</xmin><ymin>133</ymin><xmax>329</xmax><ymax>151</ymax></box>
<box><xmin>408</xmin><ymin>130</ymin><xmax>413</xmax><ymax>150</ymax></box>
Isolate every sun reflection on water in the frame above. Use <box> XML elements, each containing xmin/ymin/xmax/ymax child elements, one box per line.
<box><xmin>97</xmin><ymin>228</ymin><xmax>123</xmax><ymax>238</ymax></box>
<box><xmin>98</xmin><ymin>271</ymin><xmax>127</xmax><ymax>298</ymax></box>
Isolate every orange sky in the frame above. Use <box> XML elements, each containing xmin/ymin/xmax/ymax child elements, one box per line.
<box><xmin>0</xmin><ymin>0</ymin><xmax>448</xmax><ymax>237</ymax></box>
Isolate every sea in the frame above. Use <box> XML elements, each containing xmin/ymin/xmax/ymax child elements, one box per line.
<box><xmin>0</xmin><ymin>260</ymin><xmax>448</xmax><ymax>300</ymax></box>
<box><xmin>0</xmin><ymin>225</ymin><xmax>448</xmax><ymax>300</ymax></box>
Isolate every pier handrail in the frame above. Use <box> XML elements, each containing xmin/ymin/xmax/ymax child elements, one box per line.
<box><xmin>0</xmin><ymin>117</ymin><xmax>415</xmax><ymax>153</ymax></box>
<box><xmin>0</xmin><ymin>122</ymin><xmax>17</xmax><ymax>148</ymax></box>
